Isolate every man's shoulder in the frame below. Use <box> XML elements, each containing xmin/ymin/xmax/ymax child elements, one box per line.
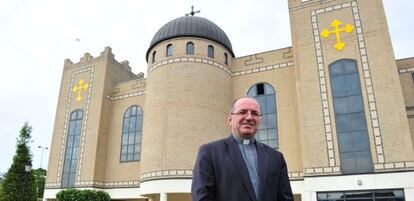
<box><xmin>257</xmin><ymin>141</ymin><xmax>284</xmax><ymax>157</ymax></box>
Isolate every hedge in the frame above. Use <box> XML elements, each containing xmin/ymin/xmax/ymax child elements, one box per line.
<box><xmin>56</xmin><ymin>189</ymin><xmax>111</xmax><ymax>201</ymax></box>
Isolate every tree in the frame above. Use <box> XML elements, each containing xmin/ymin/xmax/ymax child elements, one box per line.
<box><xmin>33</xmin><ymin>168</ymin><xmax>47</xmax><ymax>199</ymax></box>
<box><xmin>0</xmin><ymin>122</ymin><xmax>36</xmax><ymax>201</ymax></box>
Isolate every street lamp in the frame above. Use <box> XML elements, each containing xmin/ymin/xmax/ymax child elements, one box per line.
<box><xmin>22</xmin><ymin>163</ymin><xmax>32</xmax><ymax>201</ymax></box>
<box><xmin>38</xmin><ymin>146</ymin><xmax>49</xmax><ymax>169</ymax></box>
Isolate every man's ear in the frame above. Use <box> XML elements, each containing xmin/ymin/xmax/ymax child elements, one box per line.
<box><xmin>227</xmin><ymin>114</ymin><xmax>232</xmax><ymax>125</ymax></box>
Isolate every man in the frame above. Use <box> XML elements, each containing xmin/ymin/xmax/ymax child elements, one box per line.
<box><xmin>191</xmin><ymin>96</ymin><xmax>293</xmax><ymax>201</ymax></box>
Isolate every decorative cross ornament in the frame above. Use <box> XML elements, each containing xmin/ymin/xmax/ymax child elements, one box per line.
<box><xmin>321</xmin><ymin>19</ymin><xmax>354</xmax><ymax>50</ymax></box>
<box><xmin>73</xmin><ymin>79</ymin><xmax>88</xmax><ymax>102</ymax></box>
<box><xmin>185</xmin><ymin>6</ymin><xmax>200</xmax><ymax>16</ymax></box>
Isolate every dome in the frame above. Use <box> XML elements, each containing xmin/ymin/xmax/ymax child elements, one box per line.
<box><xmin>146</xmin><ymin>16</ymin><xmax>234</xmax><ymax>60</ymax></box>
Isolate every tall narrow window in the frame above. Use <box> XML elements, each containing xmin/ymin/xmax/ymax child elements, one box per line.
<box><xmin>208</xmin><ymin>45</ymin><xmax>214</xmax><ymax>58</ymax></box>
<box><xmin>224</xmin><ymin>53</ymin><xmax>228</xmax><ymax>65</ymax></box>
<box><xmin>120</xmin><ymin>105</ymin><xmax>143</xmax><ymax>162</ymax></box>
<box><xmin>247</xmin><ymin>83</ymin><xmax>278</xmax><ymax>149</ymax></box>
<box><xmin>166</xmin><ymin>44</ymin><xmax>173</xmax><ymax>57</ymax></box>
<box><xmin>186</xmin><ymin>42</ymin><xmax>194</xmax><ymax>55</ymax></box>
<box><xmin>329</xmin><ymin>59</ymin><xmax>373</xmax><ymax>174</ymax></box>
<box><xmin>61</xmin><ymin>109</ymin><xmax>83</xmax><ymax>187</ymax></box>
<box><xmin>152</xmin><ymin>51</ymin><xmax>156</xmax><ymax>63</ymax></box>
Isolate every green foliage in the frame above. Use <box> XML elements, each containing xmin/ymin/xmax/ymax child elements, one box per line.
<box><xmin>33</xmin><ymin>168</ymin><xmax>47</xmax><ymax>198</ymax></box>
<box><xmin>56</xmin><ymin>189</ymin><xmax>111</xmax><ymax>201</ymax></box>
<box><xmin>0</xmin><ymin>122</ymin><xmax>37</xmax><ymax>201</ymax></box>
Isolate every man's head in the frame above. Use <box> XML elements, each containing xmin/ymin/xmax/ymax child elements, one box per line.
<box><xmin>228</xmin><ymin>96</ymin><xmax>261</xmax><ymax>139</ymax></box>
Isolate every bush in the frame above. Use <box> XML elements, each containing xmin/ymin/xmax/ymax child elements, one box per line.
<box><xmin>56</xmin><ymin>189</ymin><xmax>110</xmax><ymax>201</ymax></box>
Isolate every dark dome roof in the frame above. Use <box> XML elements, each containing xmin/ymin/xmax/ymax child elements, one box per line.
<box><xmin>146</xmin><ymin>16</ymin><xmax>234</xmax><ymax>60</ymax></box>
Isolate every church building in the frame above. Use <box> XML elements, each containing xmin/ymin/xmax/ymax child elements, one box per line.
<box><xmin>44</xmin><ymin>0</ymin><xmax>414</xmax><ymax>200</ymax></box>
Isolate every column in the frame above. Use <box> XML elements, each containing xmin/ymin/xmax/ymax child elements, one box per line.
<box><xmin>160</xmin><ymin>192</ymin><xmax>168</xmax><ymax>201</ymax></box>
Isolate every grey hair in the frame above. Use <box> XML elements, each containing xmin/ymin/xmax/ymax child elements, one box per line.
<box><xmin>229</xmin><ymin>96</ymin><xmax>260</xmax><ymax>113</ymax></box>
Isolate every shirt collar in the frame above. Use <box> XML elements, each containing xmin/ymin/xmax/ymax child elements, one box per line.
<box><xmin>232</xmin><ymin>133</ymin><xmax>256</xmax><ymax>145</ymax></box>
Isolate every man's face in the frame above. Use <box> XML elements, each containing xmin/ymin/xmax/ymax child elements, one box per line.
<box><xmin>228</xmin><ymin>98</ymin><xmax>261</xmax><ymax>139</ymax></box>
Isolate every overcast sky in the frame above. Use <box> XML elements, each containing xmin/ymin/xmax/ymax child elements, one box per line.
<box><xmin>0</xmin><ymin>0</ymin><xmax>412</xmax><ymax>174</ymax></box>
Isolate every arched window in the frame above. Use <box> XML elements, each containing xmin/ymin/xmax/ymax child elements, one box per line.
<box><xmin>166</xmin><ymin>44</ymin><xmax>173</xmax><ymax>57</ymax></box>
<box><xmin>208</xmin><ymin>45</ymin><xmax>214</xmax><ymax>58</ymax></box>
<box><xmin>186</xmin><ymin>42</ymin><xmax>194</xmax><ymax>55</ymax></box>
<box><xmin>152</xmin><ymin>51</ymin><xmax>156</xmax><ymax>63</ymax></box>
<box><xmin>120</xmin><ymin>105</ymin><xmax>143</xmax><ymax>162</ymax></box>
<box><xmin>247</xmin><ymin>83</ymin><xmax>278</xmax><ymax>149</ymax></box>
<box><xmin>329</xmin><ymin>59</ymin><xmax>373</xmax><ymax>174</ymax></box>
<box><xmin>224</xmin><ymin>53</ymin><xmax>228</xmax><ymax>65</ymax></box>
<box><xmin>62</xmin><ymin>109</ymin><xmax>83</xmax><ymax>187</ymax></box>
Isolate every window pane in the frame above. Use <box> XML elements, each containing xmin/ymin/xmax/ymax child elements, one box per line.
<box><xmin>331</xmin><ymin>76</ymin><xmax>347</xmax><ymax>97</ymax></box>
<box><xmin>347</xmin><ymin>95</ymin><xmax>364</xmax><ymax>113</ymax></box>
<box><xmin>260</xmin><ymin>114</ymin><xmax>268</xmax><ymax>129</ymax></box>
<box><xmin>268</xmin><ymin>140</ymin><xmax>277</xmax><ymax>148</ymax></box>
<box><xmin>128</xmin><ymin>134</ymin><xmax>135</xmax><ymax>144</ymax></box>
<box><xmin>248</xmin><ymin>86</ymin><xmax>257</xmax><ymax>96</ymax></box>
<box><xmin>267</xmin><ymin>129</ymin><xmax>277</xmax><ymax>140</ymax></box>
<box><xmin>127</xmin><ymin>153</ymin><xmax>134</xmax><ymax>161</ymax></box>
<box><xmin>330</xmin><ymin>63</ymin><xmax>342</xmax><ymax>76</ymax></box>
<box><xmin>121</xmin><ymin>154</ymin><xmax>127</xmax><ymax>161</ymax></box>
<box><xmin>264</xmin><ymin>84</ymin><xmax>275</xmax><ymax>94</ymax></box>
<box><xmin>267</xmin><ymin>114</ymin><xmax>276</xmax><ymax>129</ymax></box>
<box><xmin>343</xmin><ymin>60</ymin><xmax>357</xmax><ymax>73</ymax></box>
<box><xmin>131</xmin><ymin>106</ymin><xmax>136</xmax><ymax>115</ymax></box>
<box><xmin>265</xmin><ymin>95</ymin><xmax>276</xmax><ymax>114</ymax></box>
<box><xmin>121</xmin><ymin>146</ymin><xmax>127</xmax><ymax>154</ymax></box>
<box><xmin>123</xmin><ymin>118</ymin><xmax>129</xmax><ymax>133</ymax></box>
<box><xmin>152</xmin><ymin>51</ymin><xmax>156</xmax><ymax>63</ymax></box>
<box><xmin>166</xmin><ymin>44</ymin><xmax>173</xmax><ymax>56</ymax></box>
<box><xmin>129</xmin><ymin>116</ymin><xmax>137</xmax><ymax>131</ymax></box>
<box><xmin>345</xmin><ymin>74</ymin><xmax>362</xmax><ymax>96</ymax></box>
<box><xmin>122</xmin><ymin>134</ymin><xmax>128</xmax><ymax>145</ymax></box>
<box><xmin>208</xmin><ymin>46</ymin><xmax>214</xmax><ymax>58</ymax></box>
<box><xmin>257</xmin><ymin>130</ymin><xmax>266</xmax><ymax>141</ymax></box>
<box><xmin>257</xmin><ymin>96</ymin><xmax>266</xmax><ymax>115</ymax></box>
<box><xmin>187</xmin><ymin>42</ymin><xmax>194</xmax><ymax>54</ymax></box>
<box><xmin>333</xmin><ymin>97</ymin><xmax>348</xmax><ymax>114</ymax></box>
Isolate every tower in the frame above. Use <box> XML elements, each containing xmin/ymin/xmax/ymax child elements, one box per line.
<box><xmin>140</xmin><ymin>16</ymin><xmax>234</xmax><ymax>200</ymax></box>
<box><xmin>288</xmin><ymin>0</ymin><xmax>414</xmax><ymax>199</ymax></box>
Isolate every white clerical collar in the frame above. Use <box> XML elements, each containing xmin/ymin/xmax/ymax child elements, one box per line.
<box><xmin>232</xmin><ymin>134</ymin><xmax>256</xmax><ymax>145</ymax></box>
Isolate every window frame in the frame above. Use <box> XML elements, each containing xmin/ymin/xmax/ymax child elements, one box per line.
<box><xmin>166</xmin><ymin>44</ymin><xmax>173</xmax><ymax>57</ymax></box>
<box><xmin>120</xmin><ymin>105</ymin><xmax>143</xmax><ymax>162</ymax></box>
<box><xmin>247</xmin><ymin>82</ymin><xmax>279</xmax><ymax>149</ymax></box>
<box><xmin>186</xmin><ymin>42</ymin><xmax>194</xmax><ymax>55</ymax></box>
<box><xmin>208</xmin><ymin>45</ymin><xmax>214</xmax><ymax>58</ymax></box>
<box><xmin>61</xmin><ymin>109</ymin><xmax>83</xmax><ymax>187</ymax></box>
<box><xmin>329</xmin><ymin>59</ymin><xmax>373</xmax><ymax>174</ymax></box>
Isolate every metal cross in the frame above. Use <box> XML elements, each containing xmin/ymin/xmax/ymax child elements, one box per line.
<box><xmin>321</xmin><ymin>19</ymin><xmax>354</xmax><ymax>50</ymax></box>
<box><xmin>72</xmin><ymin>79</ymin><xmax>88</xmax><ymax>102</ymax></box>
<box><xmin>185</xmin><ymin>6</ymin><xmax>200</xmax><ymax>16</ymax></box>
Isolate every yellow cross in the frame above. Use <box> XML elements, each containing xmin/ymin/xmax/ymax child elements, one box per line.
<box><xmin>321</xmin><ymin>19</ymin><xmax>354</xmax><ymax>50</ymax></box>
<box><xmin>72</xmin><ymin>79</ymin><xmax>88</xmax><ymax>102</ymax></box>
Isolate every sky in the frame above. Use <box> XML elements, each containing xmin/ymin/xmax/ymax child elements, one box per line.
<box><xmin>0</xmin><ymin>0</ymin><xmax>412</xmax><ymax>174</ymax></box>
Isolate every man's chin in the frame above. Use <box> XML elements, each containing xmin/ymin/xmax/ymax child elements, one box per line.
<box><xmin>240</xmin><ymin>132</ymin><xmax>255</xmax><ymax>139</ymax></box>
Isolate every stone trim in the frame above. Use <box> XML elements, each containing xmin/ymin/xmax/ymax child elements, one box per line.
<box><xmin>288</xmin><ymin>171</ymin><xmax>305</xmax><ymax>180</ymax></box>
<box><xmin>45</xmin><ymin>179</ymin><xmax>140</xmax><ymax>189</ymax></box>
<box><xmin>140</xmin><ymin>169</ymin><xmax>193</xmax><ymax>182</ymax></box>
<box><xmin>303</xmin><ymin>166</ymin><xmax>341</xmax><ymax>176</ymax></box>
<box><xmin>374</xmin><ymin>161</ymin><xmax>414</xmax><ymax>171</ymax></box>
<box><xmin>148</xmin><ymin>57</ymin><xmax>231</xmax><ymax>76</ymax></box>
<box><xmin>232</xmin><ymin>61</ymin><xmax>294</xmax><ymax>77</ymax></box>
<box><xmin>398</xmin><ymin>66</ymin><xmax>414</xmax><ymax>74</ymax></box>
<box><xmin>311</xmin><ymin>1</ymin><xmax>386</xmax><ymax>167</ymax></box>
<box><xmin>56</xmin><ymin>67</ymin><xmax>95</xmax><ymax>184</ymax></box>
<box><xmin>106</xmin><ymin>90</ymin><xmax>146</xmax><ymax>101</ymax></box>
